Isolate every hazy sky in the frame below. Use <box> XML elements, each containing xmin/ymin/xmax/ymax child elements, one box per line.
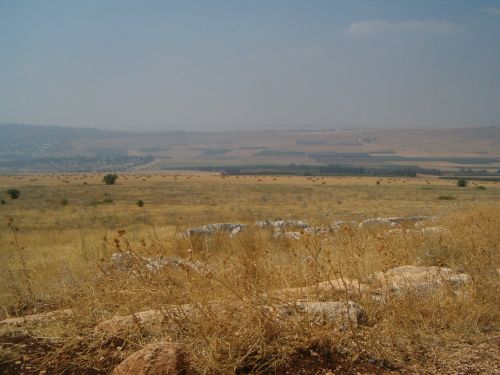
<box><xmin>1</xmin><ymin>1</ymin><xmax>499</xmax><ymax>131</ymax></box>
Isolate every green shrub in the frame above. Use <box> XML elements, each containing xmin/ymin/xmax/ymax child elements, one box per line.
<box><xmin>1</xmin><ymin>199</ymin><xmax>6</xmax><ymax>205</ymax></box>
<box><xmin>102</xmin><ymin>173</ymin><xmax>118</xmax><ymax>185</ymax></box>
<box><xmin>476</xmin><ymin>186</ymin><xmax>486</xmax><ymax>190</ymax></box>
<box><xmin>457</xmin><ymin>178</ymin><xmax>467</xmax><ymax>187</ymax></box>
<box><xmin>61</xmin><ymin>198</ymin><xmax>68</xmax><ymax>206</ymax></box>
<box><xmin>7</xmin><ymin>188</ymin><xmax>20</xmax><ymax>199</ymax></box>
<box><xmin>136</xmin><ymin>199</ymin><xmax>144</xmax><ymax>207</ymax></box>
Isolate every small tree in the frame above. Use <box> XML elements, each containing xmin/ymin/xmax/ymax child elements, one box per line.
<box><xmin>7</xmin><ymin>188</ymin><xmax>20</xmax><ymax>199</ymax></box>
<box><xmin>457</xmin><ymin>178</ymin><xmax>467</xmax><ymax>188</ymax></box>
<box><xmin>103</xmin><ymin>173</ymin><xmax>118</xmax><ymax>185</ymax></box>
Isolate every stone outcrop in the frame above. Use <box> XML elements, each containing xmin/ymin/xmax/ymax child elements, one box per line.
<box><xmin>303</xmin><ymin>226</ymin><xmax>332</xmax><ymax>235</ymax></box>
<box><xmin>0</xmin><ymin>308</ymin><xmax>73</xmax><ymax>326</ymax></box>
<box><xmin>112</xmin><ymin>342</ymin><xmax>190</xmax><ymax>375</ymax></box>
<box><xmin>387</xmin><ymin>226</ymin><xmax>447</xmax><ymax>236</ymax></box>
<box><xmin>95</xmin><ymin>300</ymin><xmax>367</xmax><ymax>338</ymax></box>
<box><xmin>94</xmin><ymin>309</ymin><xmax>165</xmax><ymax>337</ymax></box>
<box><xmin>365</xmin><ymin>265</ymin><xmax>470</xmax><ymax>296</ymax></box>
<box><xmin>273</xmin><ymin>231</ymin><xmax>302</xmax><ymax>240</ymax></box>
<box><xmin>269</xmin><ymin>277</ymin><xmax>367</xmax><ymax>299</ymax></box>
<box><xmin>274</xmin><ymin>300</ymin><xmax>366</xmax><ymax>327</ymax></box>
<box><xmin>183</xmin><ymin>223</ymin><xmax>247</xmax><ymax>237</ymax></box>
<box><xmin>256</xmin><ymin>220</ymin><xmax>310</xmax><ymax>229</ymax></box>
<box><xmin>94</xmin><ymin>305</ymin><xmax>193</xmax><ymax>337</ymax></box>
<box><xmin>109</xmin><ymin>252</ymin><xmax>207</xmax><ymax>274</ymax></box>
<box><xmin>359</xmin><ymin>216</ymin><xmax>427</xmax><ymax>229</ymax></box>
<box><xmin>420</xmin><ymin>226</ymin><xmax>447</xmax><ymax>234</ymax></box>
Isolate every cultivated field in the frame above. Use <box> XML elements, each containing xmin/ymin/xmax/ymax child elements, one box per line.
<box><xmin>2</xmin><ymin>125</ymin><xmax>500</xmax><ymax>173</ymax></box>
<box><xmin>0</xmin><ymin>174</ymin><xmax>499</xmax><ymax>374</ymax></box>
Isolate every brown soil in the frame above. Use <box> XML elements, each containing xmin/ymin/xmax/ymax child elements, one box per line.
<box><xmin>1</xmin><ymin>333</ymin><xmax>498</xmax><ymax>374</ymax></box>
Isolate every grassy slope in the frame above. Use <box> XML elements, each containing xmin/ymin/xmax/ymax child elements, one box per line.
<box><xmin>0</xmin><ymin>174</ymin><xmax>499</xmax><ymax>373</ymax></box>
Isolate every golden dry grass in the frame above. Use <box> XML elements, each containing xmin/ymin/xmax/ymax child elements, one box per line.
<box><xmin>0</xmin><ymin>174</ymin><xmax>499</xmax><ymax>374</ymax></box>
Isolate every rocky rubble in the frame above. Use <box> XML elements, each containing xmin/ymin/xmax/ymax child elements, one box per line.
<box><xmin>0</xmin><ymin>308</ymin><xmax>73</xmax><ymax>326</ymax></box>
<box><xmin>182</xmin><ymin>223</ymin><xmax>247</xmax><ymax>237</ymax></box>
<box><xmin>359</xmin><ymin>216</ymin><xmax>427</xmax><ymax>229</ymax></box>
<box><xmin>364</xmin><ymin>265</ymin><xmax>470</xmax><ymax>297</ymax></box>
<box><xmin>109</xmin><ymin>252</ymin><xmax>207</xmax><ymax>274</ymax></box>
<box><xmin>274</xmin><ymin>300</ymin><xmax>367</xmax><ymax>327</ymax></box>
<box><xmin>268</xmin><ymin>277</ymin><xmax>367</xmax><ymax>299</ymax></box>
<box><xmin>255</xmin><ymin>219</ymin><xmax>311</xmax><ymax>229</ymax></box>
<box><xmin>273</xmin><ymin>230</ymin><xmax>302</xmax><ymax>240</ymax></box>
<box><xmin>95</xmin><ymin>300</ymin><xmax>367</xmax><ymax>339</ymax></box>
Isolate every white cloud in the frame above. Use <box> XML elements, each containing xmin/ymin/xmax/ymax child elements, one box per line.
<box><xmin>344</xmin><ymin>20</ymin><xmax>462</xmax><ymax>36</ymax></box>
<box><xmin>483</xmin><ymin>7</ymin><xmax>500</xmax><ymax>15</ymax></box>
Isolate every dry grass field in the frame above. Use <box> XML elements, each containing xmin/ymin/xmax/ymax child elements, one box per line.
<box><xmin>0</xmin><ymin>173</ymin><xmax>499</xmax><ymax>374</ymax></box>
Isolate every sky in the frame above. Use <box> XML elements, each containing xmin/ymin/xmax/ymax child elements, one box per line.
<box><xmin>0</xmin><ymin>0</ymin><xmax>499</xmax><ymax>131</ymax></box>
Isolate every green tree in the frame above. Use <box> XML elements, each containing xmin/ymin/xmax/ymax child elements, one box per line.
<box><xmin>102</xmin><ymin>173</ymin><xmax>118</xmax><ymax>185</ymax></box>
<box><xmin>7</xmin><ymin>188</ymin><xmax>20</xmax><ymax>199</ymax></box>
<box><xmin>457</xmin><ymin>178</ymin><xmax>467</xmax><ymax>187</ymax></box>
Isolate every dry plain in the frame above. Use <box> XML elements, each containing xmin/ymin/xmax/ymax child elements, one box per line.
<box><xmin>0</xmin><ymin>173</ymin><xmax>499</xmax><ymax>374</ymax></box>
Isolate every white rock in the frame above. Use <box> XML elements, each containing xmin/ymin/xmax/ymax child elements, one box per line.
<box><xmin>256</xmin><ymin>219</ymin><xmax>310</xmax><ymax>229</ymax></box>
<box><xmin>365</xmin><ymin>265</ymin><xmax>470</xmax><ymax>296</ymax></box>
<box><xmin>274</xmin><ymin>301</ymin><xmax>366</xmax><ymax>327</ymax></box>
<box><xmin>183</xmin><ymin>223</ymin><xmax>247</xmax><ymax>237</ymax></box>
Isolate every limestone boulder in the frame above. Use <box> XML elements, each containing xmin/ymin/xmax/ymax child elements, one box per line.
<box><xmin>270</xmin><ymin>277</ymin><xmax>367</xmax><ymax>300</ymax></box>
<box><xmin>365</xmin><ymin>265</ymin><xmax>470</xmax><ymax>296</ymax></box>
<box><xmin>273</xmin><ymin>231</ymin><xmax>302</xmax><ymax>240</ymax></box>
<box><xmin>95</xmin><ymin>305</ymin><xmax>193</xmax><ymax>337</ymax></box>
<box><xmin>112</xmin><ymin>342</ymin><xmax>190</xmax><ymax>375</ymax></box>
<box><xmin>274</xmin><ymin>300</ymin><xmax>367</xmax><ymax>327</ymax></box>
<box><xmin>359</xmin><ymin>216</ymin><xmax>427</xmax><ymax>229</ymax></box>
<box><xmin>256</xmin><ymin>219</ymin><xmax>310</xmax><ymax>230</ymax></box>
<box><xmin>108</xmin><ymin>252</ymin><xmax>207</xmax><ymax>274</ymax></box>
<box><xmin>0</xmin><ymin>309</ymin><xmax>73</xmax><ymax>326</ymax></box>
<box><xmin>94</xmin><ymin>309</ymin><xmax>164</xmax><ymax>337</ymax></box>
<box><xmin>183</xmin><ymin>223</ymin><xmax>246</xmax><ymax>237</ymax></box>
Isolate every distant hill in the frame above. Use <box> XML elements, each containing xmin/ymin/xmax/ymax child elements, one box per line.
<box><xmin>0</xmin><ymin>123</ymin><xmax>499</xmax><ymax>173</ymax></box>
<box><xmin>0</xmin><ymin>124</ymin><xmax>150</xmax><ymax>172</ymax></box>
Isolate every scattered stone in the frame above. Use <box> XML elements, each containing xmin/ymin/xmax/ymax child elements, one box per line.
<box><xmin>256</xmin><ymin>219</ymin><xmax>311</xmax><ymax>230</ymax></box>
<box><xmin>359</xmin><ymin>216</ymin><xmax>427</xmax><ymax>229</ymax></box>
<box><xmin>303</xmin><ymin>226</ymin><xmax>332</xmax><ymax>235</ymax></box>
<box><xmin>183</xmin><ymin>223</ymin><xmax>246</xmax><ymax>237</ymax></box>
<box><xmin>95</xmin><ymin>305</ymin><xmax>194</xmax><ymax>337</ymax></box>
<box><xmin>274</xmin><ymin>301</ymin><xmax>367</xmax><ymax>327</ymax></box>
<box><xmin>386</xmin><ymin>226</ymin><xmax>447</xmax><ymax>236</ymax></box>
<box><xmin>96</xmin><ymin>300</ymin><xmax>366</xmax><ymax>338</ymax></box>
<box><xmin>112</xmin><ymin>342</ymin><xmax>190</xmax><ymax>375</ymax></box>
<box><xmin>109</xmin><ymin>252</ymin><xmax>207</xmax><ymax>274</ymax></box>
<box><xmin>94</xmin><ymin>309</ymin><xmax>165</xmax><ymax>337</ymax></box>
<box><xmin>273</xmin><ymin>231</ymin><xmax>302</xmax><ymax>240</ymax></box>
<box><xmin>270</xmin><ymin>278</ymin><xmax>367</xmax><ymax>299</ymax></box>
<box><xmin>365</xmin><ymin>265</ymin><xmax>470</xmax><ymax>296</ymax></box>
<box><xmin>0</xmin><ymin>309</ymin><xmax>73</xmax><ymax>326</ymax></box>
<box><xmin>420</xmin><ymin>226</ymin><xmax>447</xmax><ymax>234</ymax></box>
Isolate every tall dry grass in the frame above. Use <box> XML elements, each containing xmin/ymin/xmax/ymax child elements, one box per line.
<box><xmin>0</xmin><ymin>175</ymin><xmax>499</xmax><ymax>373</ymax></box>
